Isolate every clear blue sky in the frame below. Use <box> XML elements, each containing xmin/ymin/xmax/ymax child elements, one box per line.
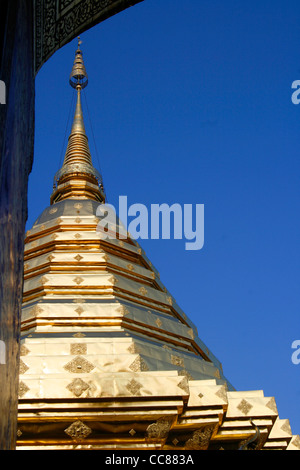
<box><xmin>28</xmin><ymin>0</ymin><xmax>300</xmax><ymax>435</ymax></box>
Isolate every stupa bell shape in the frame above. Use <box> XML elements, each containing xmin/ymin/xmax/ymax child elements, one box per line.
<box><xmin>18</xmin><ymin>41</ymin><xmax>300</xmax><ymax>450</ymax></box>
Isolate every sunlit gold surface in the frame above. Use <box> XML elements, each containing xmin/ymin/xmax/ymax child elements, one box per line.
<box><xmin>17</xmin><ymin>44</ymin><xmax>300</xmax><ymax>451</ymax></box>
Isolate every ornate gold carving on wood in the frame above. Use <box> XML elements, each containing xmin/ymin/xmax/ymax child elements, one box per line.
<box><xmin>63</xmin><ymin>356</ymin><xmax>94</xmax><ymax>373</ymax></box>
<box><xmin>129</xmin><ymin>428</ymin><xmax>136</xmax><ymax>436</ymax></box>
<box><xmin>185</xmin><ymin>425</ymin><xmax>215</xmax><ymax>450</ymax></box>
<box><xmin>64</xmin><ymin>420</ymin><xmax>92</xmax><ymax>441</ymax></box>
<box><xmin>146</xmin><ymin>417</ymin><xmax>173</xmax><ymax>439</ymax></box>
<box><xmin>74</xmin><ymin>254</ymin><xmax>83</xmax><ymax>261</ymax></box>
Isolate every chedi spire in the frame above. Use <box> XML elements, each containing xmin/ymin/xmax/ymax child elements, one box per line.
<box><xmin>51</xmin><ymin>38</ymin><xmax>105</xmax><ymax>204</ymax></box>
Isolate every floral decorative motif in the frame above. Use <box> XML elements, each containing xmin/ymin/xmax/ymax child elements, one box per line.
<box><xmin>215</xmin><ymin>386</ymin><xmax>227</xmax><ymax>403</ymax></box>
<box><xmin>178</xmin><ymin>369</ymin><xmax>193</xmax><ymax>380</ymax></box>
<box><xmin>127</xmin><ymin>343</ymin><xmax>141</xmax><ymax>354</ymax></box>
<box><xmin>138</xmin><ymin>286</ymin><xmax>148</xmax><ymax>296</ymax></box>
<box><xmin>63</xmin><ymin>356</ymin><xmax>94</xmax><ymax>373</ymax></box>
<box><xmin>66</xmin><ymin>378</ymin><xmax>90</xmax><ymax>397</ymax></box>
<box><xmin>146</xmin><ymin>417</ymin><xmax>173</xmax><ymax>439</ymax></box>
<box><xmin>185</xmin><ymin>426</ymin><xmax>215</xmax><ymax>450</ymax></box>
<box><xmin>19</xmin><ymin>360</ymin><xmax>29</xmax><ymax>375</ymax></box>
<box><xmin>64</xmin><ymin>420</ymin><xmax>92</xmax><ymax>441</ymax></box>
<box><xmin>75</xmin><ymin>306</ymin><xmax>84</xmax><ymax>315</ymax></box>
<box><xmin>178</xmin><ymin>378</ymin><xmax>189</xmax><ymax>395</ymax></box>
<box><xmin>126</xmin><ymin>379</ymin><xmax>142</xmax><ymax>396</ymax></box>
<box><xmin>171</xmin><ymin>355</ymin><xmax>184</xmax><ymax>367</ymax></box>
<box><xmin>19</xmin><ymin>381</ymin><xmax>30</xmax><ymax>398</ymax></box>
<box><xmin>20</xmin><ymin>344</ymin><xmax>30</xmax><ymax>356</ymax></box>
<box><xmin>73</xmin><ymin>332</ymin><xmax>86</xmax><ymax>338</ymax></box>
<box><xmin>70</xmin><ymin>343</ymin><xmax>87</xmax><ymax>355</ymax></box>
<box><xmin>266</xmin><ymin>397</ymin><xmax>278</xmax><ymax>414</ymax></box>
<box><xmin>237</xmin><ymin>399</ymin><xmax>253</xmax><ymax>415</ymax></box>
<box><xmin>129</xmin><ymin>356</ymin><xmax>149</xmax><ymax>372</ymax></box>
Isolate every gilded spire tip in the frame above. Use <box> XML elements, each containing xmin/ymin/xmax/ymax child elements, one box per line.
<box><xmin>51</xmin><ymin>38</ymin><xmax>105</xmax><ymax>205</ymax></box>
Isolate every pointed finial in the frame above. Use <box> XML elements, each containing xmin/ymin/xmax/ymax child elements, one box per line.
<box><xmin>51</xmin><ymin>38</ymin><xmax>105</xmax><ymax>204</ymax></box>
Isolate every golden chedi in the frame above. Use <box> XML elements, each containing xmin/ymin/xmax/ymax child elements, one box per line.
<box><xmin>18</xmin><ymin>40</ymin><xmax>300</xmax><ymax>450</ymax></box>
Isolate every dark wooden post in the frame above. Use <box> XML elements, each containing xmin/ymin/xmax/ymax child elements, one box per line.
<box><xmin>0</xmin><ymin>0</ymin><xmax>35</xmax><ymax>450</ymax></box>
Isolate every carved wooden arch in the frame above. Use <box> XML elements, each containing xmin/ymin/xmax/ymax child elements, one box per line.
<box><xmin>34</xmin><ymin>0</ymin><xmax>144</xmax><ymax>73</ymax></box>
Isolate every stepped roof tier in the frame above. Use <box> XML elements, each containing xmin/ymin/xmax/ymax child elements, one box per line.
<box><xmin>17</xmin><ymin>40</ymin><xmax>300</xmax><ymax>451</ymax></box>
